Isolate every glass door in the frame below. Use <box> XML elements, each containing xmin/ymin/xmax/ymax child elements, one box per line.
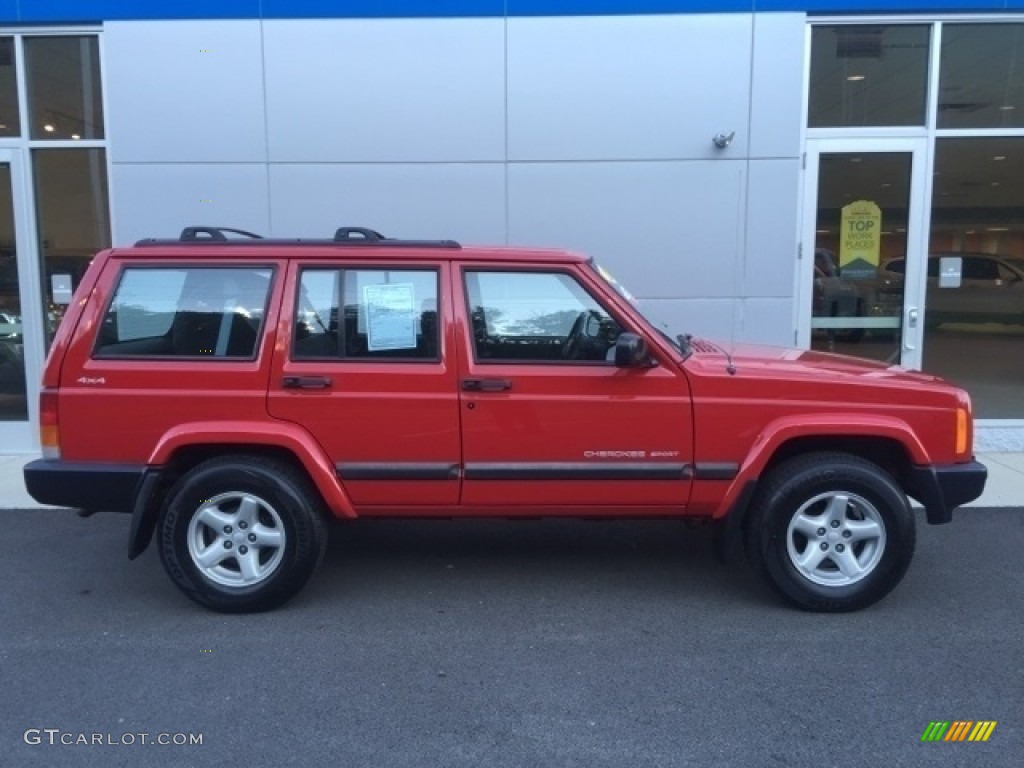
<box><xmin>0</xmin><ymin>148</ymin><xmax>43</xmax><ymax>450</ymax></box>
<box><xmin>799</xmin><ymin>138</ymin><xmax>930</xmax><ymax>368</ymax></box>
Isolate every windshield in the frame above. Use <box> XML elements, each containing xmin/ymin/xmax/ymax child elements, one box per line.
<box><xmin>589</xmin><ymin>261</ymin><xmax>689</xmax><ymax>356</ymax></box>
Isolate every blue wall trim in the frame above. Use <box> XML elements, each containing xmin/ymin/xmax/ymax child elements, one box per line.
<box><xmin>1</xmin><ymin>0</ymin><xmax>1023</xmax><ymax>23</ymax></box>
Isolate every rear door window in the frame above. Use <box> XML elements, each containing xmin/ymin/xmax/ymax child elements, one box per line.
<box><xmin>293</xmin><ymin>267</ymin><xmax>440</xmax><ymax>361</ymax></box>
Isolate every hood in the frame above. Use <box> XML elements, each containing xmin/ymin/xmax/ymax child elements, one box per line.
<box><xmin>686</xmin><ymin>338</ymin><xmax>943</xmax><ymax>385</ymax></box>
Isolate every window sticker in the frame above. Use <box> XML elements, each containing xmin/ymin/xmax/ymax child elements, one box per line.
<box><xmin>363</xmin><ymin>283</ymin><xmax>417</xmax><ymax>351</ymax></box>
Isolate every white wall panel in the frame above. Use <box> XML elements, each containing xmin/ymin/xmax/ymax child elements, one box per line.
<box><xmin>507</xmin><ymin>15</ymin><xmax>753</xmax><ymax>161</ymax></box>
<box><xmin>508</xmin><ymin>160</ymin><xmax>746</xmax><ymax>299</ymax></box>
<box><xmin>743</xmin><ymin>158</ymin><xmax>801</xmax><ymax>298</ymax></box>
<box><xmin>110</xmin><ymin>164</ymin><xmax>270</xmax><ymax>244</ymax></box>
<box><xmin>104</xmin><ymin>21</ymin><xmax>267</xmax><ymax>163</ymax></box>
<box><xmin>749</xmin><ymin>13</ymin><xmax>806</xmax><ymax>159</ymax></box>
<box><xmin>263</xmin><ymin>19</ymin><xmax>505</xmax><ymax>163</ymax></box>
<box><xmin>268</xmin><ymin>163</ymin><xmax>506</xmax><ymax>243</ymax></box>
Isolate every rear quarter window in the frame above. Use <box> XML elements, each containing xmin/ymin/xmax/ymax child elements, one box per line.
<box><xmin>94</xmin><ymin>266</ymin><xmax>273</xmax><ymax>359</ymax></box>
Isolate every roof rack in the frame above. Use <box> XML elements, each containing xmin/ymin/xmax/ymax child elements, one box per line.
<box><xmin>180</xmin><ymin>226</ymin><xmax>263</xmax><ymax>242</ymax></box>
<box><xmin>134</xmin><ymin>226</ymin><xmax>461</xmax><ymax>249</ymax></box>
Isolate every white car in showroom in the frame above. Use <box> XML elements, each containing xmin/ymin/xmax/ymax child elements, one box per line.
<box><xmin>882</xmin><ymin>252</ymin><xmax>1024</xmax><ymax>328</ymax></box>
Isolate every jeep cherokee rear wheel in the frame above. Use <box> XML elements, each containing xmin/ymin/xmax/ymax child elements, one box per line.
<box><xmin>158</xmin><ymin>455</ymin><xmax>327</xmax><ymax>613</ymax></box>
<box><xmin>744</xmin><ymin>452</ymin><xmax>916</xmax><ymax>612</ymax></box>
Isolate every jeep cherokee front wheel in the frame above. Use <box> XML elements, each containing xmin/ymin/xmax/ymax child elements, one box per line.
<box><xmin>158</xmin><ymin>455</ymin><xmax>327</xmax><ymax>613</ymax></box>
<box><xmin>744</xmin><ymin>452</ymin><xmax>916</xmax><ymax>612</ymax></box>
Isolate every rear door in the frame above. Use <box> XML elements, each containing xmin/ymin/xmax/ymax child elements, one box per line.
<box><xmin>268</xmin><ymin>258</ymin><xmax>461</xmax><ymax>509</ymax></box>
<box><xmin>59</xmin><ymin>255</ymin><xmax>282</xmax><ymax>463</ymax></box>
<box><xmin>455</xmin><ymin>262</ymin><xmax>694</xmax><ymax>512</ymax></box>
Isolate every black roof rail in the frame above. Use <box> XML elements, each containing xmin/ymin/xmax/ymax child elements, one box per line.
<box><xmin>134</xmin><ymin>225</ymin><xmax>461</xmax><ymax>249</ymax></box>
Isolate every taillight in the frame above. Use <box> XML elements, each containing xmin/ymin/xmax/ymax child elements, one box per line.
<box><xmin>39</xmin><ymin>389</ymin><xmax>59</xmax><ymax>459</ymax></box>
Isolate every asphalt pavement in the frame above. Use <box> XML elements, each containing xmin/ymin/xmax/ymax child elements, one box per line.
<box><xmin>1</xmin><ymin>506</ymin><xmax>1021</xmax><ymax>767</ymax></box>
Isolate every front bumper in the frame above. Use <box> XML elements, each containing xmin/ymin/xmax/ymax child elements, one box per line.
<box><xmin>908</xmin><ymin>460</ymin><xmax>988</xmax><ymax>525</ymax></box>
<box><xmin>23</xmin><ymin>459</ymin><xmax>147</xmax><ymax>513</ymax></box>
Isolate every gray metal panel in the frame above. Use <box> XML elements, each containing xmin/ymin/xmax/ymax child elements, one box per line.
<box><xmin>267</xmin><ymin>163</ymin><xmax>506</xmax><ymax>243</ymax></box>
<box><xmin>749</xmin><ymin>13</ymin><xmax>806</xmax><ymax>160</ymax></box>
<box><xmin>104</xmin><ymin>21</ymin><xmax>268</xmax><ymax>163</ymax></box>
<box><xmin>262</xmin><ymin>19</ymin><xmax>506</xmax><ymax>162</ymax></box>
<box><xmin>740</xmin><ymin>297</ymin><xmax>797</xmax><ymax>346</ymax></box>
<box><xmin>636</xmin><ymin>298</ymin><xmax>737</xmax><ymax>342</ymax></box>
<box><xmin>507</xmin><ymin>14</ymin><xmax>753</xmax><ymax>161</ymax></box>
<box><xmin>743</xmin><ymin>158</ymin><xmax>801</xmax><ymax>298</ymax></box>
<box><xmin>109</xmin><ymin>163</ymin><xmax>271</xmax><ymax>244</ymax></box>
<box><xmin>507</xmin><ymin>160</ymin><xmax>746</xmax><ymax>299</ymax></box>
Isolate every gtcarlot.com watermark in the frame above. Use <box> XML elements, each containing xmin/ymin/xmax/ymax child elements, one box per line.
<box><xmin>24</xmin><ymin>729</ymin><xmax>203</xmax><ymax>747</ymax></box>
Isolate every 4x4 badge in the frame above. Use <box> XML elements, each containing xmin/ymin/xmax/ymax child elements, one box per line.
<box><xmin>76</xmin><ymin>376</ymin><xmax>106</xmax><ymax>385</ymax></box>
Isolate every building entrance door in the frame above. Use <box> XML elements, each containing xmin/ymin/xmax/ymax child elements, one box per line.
<box><xmin>799</xmin><ymin>138</ymin><xmax>930</xmax><ymax>369</ymax></box>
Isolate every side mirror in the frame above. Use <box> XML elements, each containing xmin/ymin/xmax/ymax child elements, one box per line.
<box><xmin>614</xmin><ymin>333</ymin><xmax>651</xmax><ymax>368</ymax></box>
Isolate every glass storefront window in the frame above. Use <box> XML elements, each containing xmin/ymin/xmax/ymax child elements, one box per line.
<box><xmin>0</xmin><ymin>163</ymin><xmax>27</xmax><ymax>420</ymax></box>
<box><xmin>809</xmin><ymin>26</ymin><xmax>930</xmax><ymax>128</ymax></box>
<box><xmin>0</xmin><ymin>38</ymin><xmax>19</xmax><ymax>137</ymax></box>
<box><xmin>923</xmin><ymin>138</ymin><xmax>1024</xmax><ymax>418</ymax></box>
<box><xmin>33</xmin><ymin>149</ymin><xmax>110</xmax><ymax>343</ymax></box>
<box><xmin>939</xmin><ymin>24</ymin><xmax>1024</xmax><ymax>129</ymax></box>
<box><xmin>25</xmin><ymin>36</ymin><xmax>104</xmax><ymax>140</ymax></box>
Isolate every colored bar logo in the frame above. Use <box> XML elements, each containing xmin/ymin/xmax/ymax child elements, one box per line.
<box><xmin>921</xmin><ymin>721</ymin><xmax>997</xmax><ymax>742</ymax></box>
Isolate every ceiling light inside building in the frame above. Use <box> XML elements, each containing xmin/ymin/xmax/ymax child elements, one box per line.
<box><xmin>43</xmin><ymin>123</ymin><xmax>55</xmax><ymax>132</ymax></box>
<box><xmin>999</xmin><ymin>105</ymin><xmax>1016</xmax><ymax>111</ymax></box>
<box><xmin>846</xmin><ymin>75</ymin><xmax>866</xmax><ymax>82</ymax></box>
<box><xmin>993</xmin><ymin>156</ymin><xmax>1006</xmax><ymax>161</ymax></box>
<box><xmin>71</xmin><ymin>134</ymin><xmax>81</xmax><ymax>140</ymax></box>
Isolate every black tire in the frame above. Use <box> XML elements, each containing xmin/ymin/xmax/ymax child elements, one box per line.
<box><xmin>744</xmin><ymin>452</ymin><xmax>915</xmax><ymax>612</ymax></box>
<box><xmin>158</xmin><ymin>455</ymin><xmax>327</xmax><ymax>613</ymax></box>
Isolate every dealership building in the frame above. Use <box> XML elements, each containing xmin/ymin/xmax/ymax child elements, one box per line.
<box><xmin>1</xmin><ymin>0</ymin><xmax>1022</xmax><ymax>453</ymax></box>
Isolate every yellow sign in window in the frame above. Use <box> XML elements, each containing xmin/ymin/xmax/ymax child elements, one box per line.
<box><xmin>839</xmin><ymin>200</ymin><xmax>882</xmax><ymax>279</ymax></box>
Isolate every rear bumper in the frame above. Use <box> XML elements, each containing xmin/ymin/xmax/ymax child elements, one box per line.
<box><xmin>23</xmin><ymin>459</ymin><xmax>146</xmax><ymax>513</ymax></box>
<box><xmin>909</xmin><ymin>460</ymin><xmax>988</xmax><ymax>525</ymax></box>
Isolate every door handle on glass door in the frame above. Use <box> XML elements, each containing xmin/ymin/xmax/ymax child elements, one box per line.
<box><xmin>904</xmin><ymin>308</ymin><xmax>918</xmax><ymax>351</ymax></box>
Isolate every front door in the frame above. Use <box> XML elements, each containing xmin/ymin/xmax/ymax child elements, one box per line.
<box><xmin>454</xmin><ymin>263</ymin><xmax>694</xmax><ymax>511</ymax></box>
<box><xmin>800</xmin><ymin>138</ymin><xmax>929</xmax><ymax>368</ymax></box>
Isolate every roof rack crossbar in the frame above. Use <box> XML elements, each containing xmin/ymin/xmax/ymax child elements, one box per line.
<box><xmin>334</xmin><ymin>227</ymin><xmax>385</xmax><ymax>242</ymax></box>
<box><xmin>180</xmin><ymin>226</ymin><xmax>264</xmax><ymax>242</ymax></box>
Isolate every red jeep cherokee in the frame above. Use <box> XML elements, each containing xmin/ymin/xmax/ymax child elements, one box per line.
<box><xmin>24</xmin><ymin>227</ymin><xmax>986</xmax><ymax>613</ymax></box>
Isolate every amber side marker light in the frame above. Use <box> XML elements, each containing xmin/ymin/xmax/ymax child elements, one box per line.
<box><xmin>955</xmin><ymin>408</ymin><xmax>968</xmax><ymax>456</ymax></box>
<box><xmin>39</xmin><ymin>390</ymin><xmax>60</xmax><ymax>459</ymax></box>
